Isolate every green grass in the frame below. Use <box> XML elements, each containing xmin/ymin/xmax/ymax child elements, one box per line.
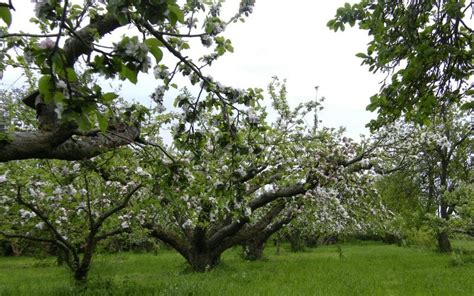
<box><xmin>0</xmin><ymin>241</ymin><xmax>473</xmax><ymax>295</ymax></box>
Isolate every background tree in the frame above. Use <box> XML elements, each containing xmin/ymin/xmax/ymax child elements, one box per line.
<box><xmin>0</xmin><ymin>152</ymin><xmax>145</xmax><ymax>283</ymax></box>
<box><xmin>373</xmin><ymin>107</ymin><xmax>473</xmax><ymax>252</ymax></box>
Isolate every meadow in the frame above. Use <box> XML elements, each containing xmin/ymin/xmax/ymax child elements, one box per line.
<box><xmin>0</xmin><ymin>241</ymin><xmax>473</xmax><ymax>296</ymax></box>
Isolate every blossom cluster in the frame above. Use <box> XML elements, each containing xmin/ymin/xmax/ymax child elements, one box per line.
<box><xmin>114</xmin><ymin>37</ymin><xmax>151</xmax><ymax>73</ymax></box>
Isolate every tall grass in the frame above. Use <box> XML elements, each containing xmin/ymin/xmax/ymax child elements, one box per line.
<box><xmin>0</xmin><ymin>241</ymin><xmax>473</xmax><ymax>295</ymax></box>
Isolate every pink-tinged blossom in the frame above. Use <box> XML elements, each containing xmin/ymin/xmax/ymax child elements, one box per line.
<box><xmin>39</xmin><ymin>38</ymin><xmax>56</xmax><ymax>49</ymax></box>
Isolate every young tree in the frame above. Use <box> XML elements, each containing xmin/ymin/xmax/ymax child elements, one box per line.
<box><xmin>0</xmin><ymin>0</ymin><xmax>256</xmax><ymax>162</ymax></box>
<box><xmin>328</xmin><ymin>1</ymin><xmax>473</xmax><ymax>128</ymax></box>
<box><xmin>0</xmin><ymin>154</ymin><xmax>144</xmax><ymax>283</ymax></box>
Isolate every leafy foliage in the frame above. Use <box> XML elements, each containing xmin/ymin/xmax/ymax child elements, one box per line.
<box><xmin>328</xmin><ymin>1</ymin><xmax>473</xmax><ymax>128</ymax></box>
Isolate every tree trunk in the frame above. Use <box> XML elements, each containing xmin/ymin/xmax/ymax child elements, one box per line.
<box><xmin>289</xmin><ymin>233</ymin><xmax>305</xmax><ymax>252</ymax></box>
<box><xmin>10</xmin><ymin>240</ymin><xmax>22</xmax><ymax>256</ymax></box>
<box><xmin>57</xmin><ymin>254</ymin><xmax>64</xmax><ymax>266</ymax></box>
<box><xmin>437</xmin><ymin>230</ymin><xmax>452</xmax><ymax>253</ymax></box>
<box><xmin>187</xmin><ymin>252</ymin><xmax>221</xmax><ymax>272</ymax></box>
<box><xmin>72</xmin><ymin>242</ymin><xmax>95</xmax><ymax>283</ymax></box>
<box><xmin>74</xmin><ymin>267</ymin><xmax>89</xmax><ymax>283</ymax></box>
<box><xmin>275</xmin><ymin>235</ymin><xmax>281</xmax><ymax>255</ymax></box>
<box><xmin>242</xmin><ymin>238</ymin><xmax>265</xmax><ymax>261</ymax></box>
<box><xmin>305</xmin><ymin>235</ymin><xmax>319</xmax><ymax>248</ymax></box>
<box><xmin>437</xmin><ymin>157</ymin><xmax>452</xmax><ymax>253</ymax></box>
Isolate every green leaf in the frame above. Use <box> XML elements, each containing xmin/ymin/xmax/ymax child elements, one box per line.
<box><xmin>120</xmin><ymin>64</ymin><xmax>138</xmax><ymax>84</ymax></box>
<box><xmin>77</xmin><ymin>114</ymin><xmax>92</xmax><ymax>131</ymax></box>
<box><xmin>144</xmin><ymin>38</ymin><xmax>164</xmax><ymax>48</ymax></box>
<box><xmin>0</xmin><ymin>7</ymin><xmax>12</xmax><ymax>27</ymax></box>
<box><xmin>145</xmin><ymin>38</ymin><xmax>164</xmax><ymax>63</ymax></box>
<box><xmin>460</xmin><ymin>101</ymin><xmax>474</xmax><ymax>111</ymax></box>
<box><xmin>356</xmin><ymin>52</ymin><xmax>368</xmax><ymax>59</ymax></box>
<box><xmin>96</xmin><ymin>111</ymin><xmax>108</xmax><ymax>132</ymax></box>
<box><xmin>327</xmin><ymin>19</ymin><xmax>336</xmax><ymax>29</ymax></box>
<box><xmin>38</xmin><ymin>75</ymin><xmax>54</xmax><ymax>102</ymax></box>
<box><xmin>66</xmin><ymin>68</ymin><xmax>78</xmax><ymax>82</ymax></box>
<box><xmin>150</xmin><ymin>47</ymin><xmax>163</xmax><ymax>63</ymax></box>
<box><xmin>102</xmin><ymin>92</ymin><xmax>119</xmax><ymax>104</ymax></box>
<box><xmin>168</xmin><ymin>5</ymin><xmax>184</xmax><ymax>24</ymax></box>
<box><xmin>53</xmin><ymin>91</ymin><xmax>65</xmax><ymax>103</ymax></box>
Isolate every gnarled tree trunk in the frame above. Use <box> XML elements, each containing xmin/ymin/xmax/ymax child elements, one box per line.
<box><xmin>242</xmin><ymin>214</ymin><xmax>293</xmax><ymax>261</ymax></box>
<box><xmin>243</xmin><ymin>238</ymin><xmax>266</xmax><ymax>261</ymax></box>
<box><xmin>186</xmin><ymin>251</ymin><xmax>221</xmax><ymax>272</ymax></box>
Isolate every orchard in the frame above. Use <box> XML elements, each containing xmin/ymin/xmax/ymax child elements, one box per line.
<box><xmin>0</xmin><ymin>0</ymin><xmax>472</xmax><ymax>294</ymax></box>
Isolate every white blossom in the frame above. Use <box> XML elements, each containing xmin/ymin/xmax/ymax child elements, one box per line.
<box><xmin>244</xmin><ymin>207</ymin><xmax>252</xmax><ymax>217</ymax></box>
<box><xmin>182</xmin><ymin>219</ymin><xmax>194</xmax><ymax>229</ymax></box>
<box><xmin>72</xmin><ymin>163</ymin><xmax>81</xmax><ymax>172</ymax></box>
<box><xmin>35</xmin><ymin>222</ymin><xmax>46</xmax><ymax>230</ymax></box>
<box><xmin>247</xmin><ymin>110</ymin><xmax>259</xmax><ymax>124</ymax></box>
<box><xmin>200</xmin><ymin>35</ymin><xmax>213</xmax><ymax>47</ymax></box>
<box><xmin>153</xmin><ymin>66</ymin><xmax>170</xmax><ymax>80</ymax></box>
<box><xmin>39</xmin><ymin>38</ymin><xmax>56</xmax><ymax>50</ymax></box>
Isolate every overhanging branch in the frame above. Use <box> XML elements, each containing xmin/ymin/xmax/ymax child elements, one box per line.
<box><xmin>0</xmin><ymin>125</ymin><xmax>140</xmax><ymax>162</ymax></box>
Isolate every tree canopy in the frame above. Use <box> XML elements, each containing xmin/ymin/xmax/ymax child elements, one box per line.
<box><xmin>0</xmin><ymin>0</ymin><xmax>256</xmax><ymax>162</ymax></box>
<box><xmin>328</xmin><ymin>0</ymin><xmax>473</xmax><ymax>128</ymax></box>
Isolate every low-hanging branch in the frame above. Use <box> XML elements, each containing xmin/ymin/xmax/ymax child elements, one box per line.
<box><xmin>0</xmin><ymin>124</ymin><xmax>140</xmax><ymax>162</ymax></box>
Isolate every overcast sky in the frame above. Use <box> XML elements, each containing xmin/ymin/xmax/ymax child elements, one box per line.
<box><xmin>1</xmin><ymin>1</ymin><xmax>384</xmax><ymax>139</ymax></box>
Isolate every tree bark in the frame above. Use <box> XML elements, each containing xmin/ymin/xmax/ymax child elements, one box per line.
<box><xmin>74</xmin><ymin>267</ymin><xmax>89</xmax><ymax>284</ymax></box>
<box><xmin>437</xmin><ymin>230</ymin><xmax>452</xmax><ymax>253</ymax></box>
<box><xmin>437</xmin><ymin>157</ymin><xmax>452</xmax><ymax>253</ymax></box>
<box><xmin>2</xmin><ymin>13</ymin><xmax>131</xmax><ymax>163</ymax></box>
<box><xmin>242</xmin><ymin>237</ymin><xmax>266</xmax><ymax>261</ymax></box>
<box><xmin>186</xmin><ymin>251</ymin><xmax>221</xmax><ymax>272</ymax></box>
<box><xmin>242</xmin><ymin>214</ymin><xmax>293</xmax><ymax>261</ymax></box>
<box><xmin>0</xmin><ymin>124</ymin><xmax>140</xmax><ymax>162</ymax></box>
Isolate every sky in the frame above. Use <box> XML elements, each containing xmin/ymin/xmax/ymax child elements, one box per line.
<box><xmin>1</xmin><ymin>1</ymin><xmax>384</xmax><ymax>139</ymax></box>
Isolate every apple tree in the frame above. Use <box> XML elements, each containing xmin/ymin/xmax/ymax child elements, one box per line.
<box><xmin>0</xmin><ymin>0</ymin><xmax>256</xmax><ymax>162</ymax></box>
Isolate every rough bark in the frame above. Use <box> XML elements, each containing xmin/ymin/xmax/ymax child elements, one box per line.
<box><xmin>242</xmin><ymin>214</ymin><xmax>293</xmax><ymax>261</ymax></box>
<box><xmin>242</xmin><ymin>238</ymin><xmax>266</xmax><ymax>261</ymax></box>
<box><xmin>3</xmin><ymin>13</ymin><xmax>132</xmax><ymax>163</ymax></box>
<box><xmin>186</xmin><ymin>251</ymin><xmax>221</xmax><ymax>272</ymax></box>
<box><xmin>0</xmin><ymin>124</ymin><xmax>139</xmax><ymax>162</ymax></box>
<box><xmin>73</xmin><ymin>241</ymin><xmax>96</xmax><ymax>283</ymax></box>
<box><xmin>149</xmin><ymin>201</ymin><xmax>291</xmax><ymax>271</ymax></box>
<box><xmin>437</xmin><ymin>157</ymin><xmax>452</xmax><ymax>253</ymax></box>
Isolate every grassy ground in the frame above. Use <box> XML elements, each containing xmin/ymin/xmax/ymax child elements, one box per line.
<box><xmin>0</xmin><ymin>241</ymin><xmax>473</xmax><ymax>295</ymax></box>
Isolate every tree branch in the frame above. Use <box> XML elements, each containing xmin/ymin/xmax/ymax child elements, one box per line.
<box><xmin>248</xmin><ymin>183</ymin><xmax>307</xmax><ymax>211</ymax></box>
<box><xmin>95</xmin><ymin>184</ymin><xmax>142</xmax><ymax>230</ymax></box>
<box><xmin>0</xmin><ymin>231</ymin><xmax>56</xmax><ymax>244</ymax></box>
<box><xmin>0</xmin><ymin>124</ymin><xmax>140</xmax><ymax>162</ymax></box>
<box><xmin>146</xmin><ymin>224</ymin><xmax>191</xmax><ymax>260</ymax></box>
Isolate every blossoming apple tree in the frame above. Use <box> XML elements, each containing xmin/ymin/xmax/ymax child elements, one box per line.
<box><xmin>372</xmin><ymin>107</ymin><xmax>473</xmax><ymax>252</ymax></box>
<box><xmin>134</xmin><ymin>78</ymin><xmax>386</xmax><ymax>271</ymax></box>
<box><xmin>0</xmin><ymin>151</ymin><xmax>147</xmax><ymax>283</ymax></box>
<box><xmin>0</xmin><ymin>0</ymin><xmax>256</xmax><ymax>162</ymax></box>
